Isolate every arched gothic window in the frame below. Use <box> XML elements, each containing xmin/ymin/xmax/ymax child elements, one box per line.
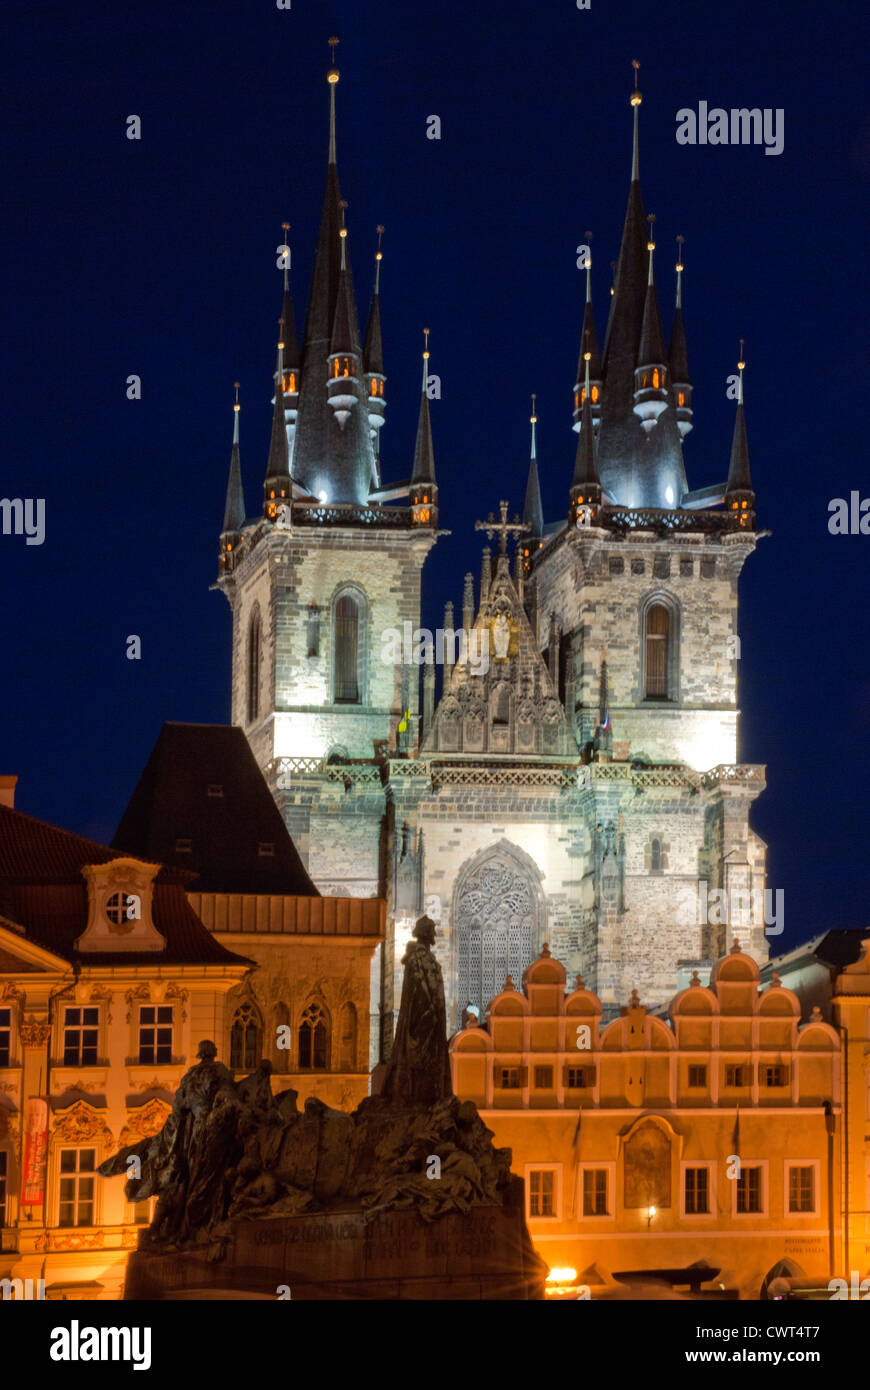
<box><xmin>455</xmin><ymin>854</ymin><xmax>538</xmax><ymax>1030</ymax></box>
<box><xmin>338</xmin><ymin>1002</ymin><xmax>357</xmax><ymax>1071</ymax></box>
<box><xmin>645</xmin><ymin>603</ymin><xmax>671</xmax><ymax>699</ymax></box>
<box><xmin>298</xmin><ymin>1001</ymin><xmax>329</xmax><ymax>1069</ymax></box>
<box><xmin>333</xmin><ymin>593</ymin><xmax>361</xmax><ymax>704</ymax></box>
<box><xmin>230</xmin><ymin>1001</ymin><xmax>262</xmax><ymax>1071</ymax></box>
<box><xmin>650</xmin><ymin>837</ymin><xmax>662</xmax><ymax>874</ymax></box>
<box><xmin>247</xmin><ymin>608</ymin><xmax>261</xmax><ymax>724</ymax></box>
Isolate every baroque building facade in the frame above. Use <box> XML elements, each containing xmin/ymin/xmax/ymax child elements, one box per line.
<box><xmin>215</xmin><ymin>58</ymin><xmax>769</xmax><ymax>1051</ymax></box>
<box><xmin>450</xmin><ymin>941</ymin><xmax>843</xmax><ymax>1299</ymax></box>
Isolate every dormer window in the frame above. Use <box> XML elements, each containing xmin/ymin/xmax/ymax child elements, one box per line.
<box><xmin>175</xmin><ymin>838</ymin><xmax>192</xmax><ymax>853</ymax></box>
<box><xmin>206</xmin><ymin>784</ymin><xmax>224</xmax><ymax>798</ymax></box>
<box><xmin>258</xmin><ymin>842</ymin><xmax>275</xmax><ymax>857</ymax></box>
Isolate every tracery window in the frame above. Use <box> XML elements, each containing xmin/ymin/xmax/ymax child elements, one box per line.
<box><xmin>645</xmin><ymin>603</ymin><xmax>670</xmax><ymax>699</ymax></box>
<box><xmin>298</xmin><ymin>1002</ymin><xmax>329</xmax><ymax>1070</ymax></box>
<box><xmin>230</xmin><ymin>1001</ymin><xmax>262</xmax><ymax>1071</ymax></box>
<box><xmin>456</xmin><ymin>856</ymin><xmax>536</xmax><ymax>1028</ymax></box>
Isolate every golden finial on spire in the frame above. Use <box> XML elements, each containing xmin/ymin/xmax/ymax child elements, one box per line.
<box><xmin>737</xmin><ymin>339</ymin><xmax>745</xmax><ymax>405</ymax></box>
<box><xmin>630</xmin><ymin>59</ymin><xmax>642</xmax><ymax>106</ymax></box>
<box><xmin>281</xmin><ymin>221</ymin><xmax>290</xmax><ymax>290</ymax></box>
<box><xmin>374</xmin><ymin>224</ymin><xmax>384</xmax><ymax>293</ymax></box>
<box><xmin>530</xmin><ymin>391</ymin><xmax>537</xmax><ymax>424</ymax></box>
<box><xmin>277</xmin><ymin>315</ymin><xmax>284</xmax><ymax>353</ymax></box>
<box><xmin>327</xmin><ymin>36</ymin><xmax>340</xmax><ymax>82</ymax></box>
<box><xmin>610</xmin><ymin>259</ymin><xmax>617</xmax><ymax>297</ymax></box>
<box><xmin>675</xmin><ymin>234</ymin><xmax>684</xmax><ymax>308</ymax></box>
<box><xmin>233</xmin><ymin>381</ymin><xmax>240</xmax><ymax>410</ymax></box>
<box><xmin>421</xmin><ymin>327</ymin><xmax>430</xmax><ymax>392</ymax></box>
<box><xmin>232</xmin><ymin>381</ymin><xmax>240</xmax><ymax>444</ymax></box>
<box><xmin>646</xmin><ymin>212</ymin><xmax>656</xmax><ymax>252</ymax></box>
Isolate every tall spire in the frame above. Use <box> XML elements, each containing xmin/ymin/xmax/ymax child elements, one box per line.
<box><xmin>573</xmin><ymin>237</ymin><xmax>602</xmax><ymax>433</ymax></box>
<box><xmin>410</xmin><ymin>328</ymin><xmax>438</xmax><ymax>527</ymax></box>
<box><xmin>221</xmin><ymin>382</ymin><xmax>246</xmax><ymax>536</ymax></box>
<box><xmin>596</xmin><ymin>64</ymin><xmax>687</xmax><ymax>508</ymax></box>
<box><xmin>670</xmin><ymin>234</ymin><xmax>693</xmax><ymax>438</ymax></box>
<box><xmin>726</xmin><ymin>343</ymin><xmax>754</xmax><ymax>526</ymax></box>
<box><xmin>523</xmin><ymin>393</ymin><xmax>544</xmax><ymax>543</ymax></box>
<box><xmin>292</xmin><ymin>41</ymin><xmax>376</xmax><ymax>504</ymax></box>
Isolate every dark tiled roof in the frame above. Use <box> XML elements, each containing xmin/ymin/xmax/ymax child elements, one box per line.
<box><xmin>112</xmin><ymin>722</ymin><xmax>319</xmax><ymax>897</ymax></box>
<box><xmin>363</xmin><ymin>291</ymin><xmax>383</xmax><ymax>376</ymax></box>
<box><xmin>221</xmin><ymin>438</ymin><xmax>246</xmax><ymax>534</ymax></box>
<box><xmin>411</xmin><ymin>388</ymin><xmax>436</xmax><ymax>485</ymax></box>
<box><xmin>727</xmin><ymin>400</ymin><xmax>753</xmax><ymax>493</ymax></box>
<box><xmin>0</xmin><ymin>804</ymin><xmax>248</xmax><ymax>968</ymax></box>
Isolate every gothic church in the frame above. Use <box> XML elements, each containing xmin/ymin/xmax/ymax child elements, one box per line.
<box><xmin>216</xmin><ymin>56</ymin><xmax>768</xmax><ymax>1057</ymax></box>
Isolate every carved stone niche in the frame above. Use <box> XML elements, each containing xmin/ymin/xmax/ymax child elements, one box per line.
<box><xmin>76</xmin><ymin>858</ymin><xmax>166</xmax><ymax>954</ymax></box>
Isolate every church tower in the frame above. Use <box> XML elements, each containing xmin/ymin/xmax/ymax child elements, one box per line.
<box><xmin>215</xmin><ymin>47</ymin><xmax>441</xmax><ymax>1061</ymax></box>
<box><xmin>216</xmin><ymin>54</ymin><xmax>770</xmax><ymax>1049</ymax></box>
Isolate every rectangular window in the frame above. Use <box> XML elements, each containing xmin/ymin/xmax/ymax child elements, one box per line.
<box><xmin>206</xmin><ymin>784</ymin><xmax>224</xmax><ymax>798</ymax></box>
<box><xmin>0</xmin><ymin>1008</ymin><xmax>10</xmax><ymax>1067</ymax></box>
<box><xmin>684</xmin><ymin>1167</ymin><xmax>709</xmax><ymax>1214</ymax></box>
<box><xmin>725</xmin><ymin>1064</ymin><xmax>750</xmax><ymax>1087</ymax></box>
<box><xmin>175</xmin><ymin>838</ymin><xmax>192</xmax><ymax>853</ymax></box>
<box><xmin>138</xmin><ymin>1006</ymin><xmax>173</xmax><ymax>1064</ymax></box>
<box><xmin>763</xmin><ymin>1064</ymin><xmax>787</xmax><ymax>1087</ymax></box>
<box><xmin>258</xmin><ymin>842</ymin><xmax>275</xmax><ymax>857</ymax></box>
<box><xmin>789</xmin><ymin>1166</ymin><xmax>815</xmax><ymax>1213</ymax></box>
<box><xmin>529</xmin><ymin>1169</ymin><xmax>555</xmax><ymax>1217</ymax></box>
<box><xmin>534</xmin><ymin>1066</ymin><xmax>554</xmax><ymax>1089</ymax></box>
<box><xmin>0</xmin><ymin>1150</ymin><xmax>7</xmax><ymax>1227</ymax></box>
<box><xmin>58</xmin><ymin>1148</ymin><xmax>96</xmax><ymax>1227</ymax></box>
<box><xmin>498</xmin><ymin>1067</ymin><xmax>520</xmax><ymax>1090</ymax></box>
<box><xmin>679</xmin><ymin>557</ymin><xmax>694</xmax><ymax>577</ymax></box>
<box><xmin>653</xmin><ymin>555</ymin><xmax>671</xmax><ymax>579</ymax></box>
<box><xmin>63</xmin><ymin>1007</ymin><xmax>99</xmax><ymax>1066</ymax></box>
<box><xmin>609</xmin><ymin>556</ymin><xmax>625</xmax><ymax>576</ymax></box>
<box><xmin>688</xmin><ymin>1065</ymin><xmax>707</xmax><ymax>1088</ymax></box>
<box><xmin>582</xmin><ymin>1168</ymin><xmax>608</xmax><ymax>1216</ymax></box>
<box><xmin>567</xmin><ymin>1067</ymin><xmax>591</xmax><ymax>1088</ymax></box>
<box><xmin>700</xmin><ymin>558</ymin><xmax>716</xmax><ymax>579</ymax></box>
<box><xmin>736</xmin><ymin>1165</ymin><xmax>762</xmax><ymax>1214</ymax></box>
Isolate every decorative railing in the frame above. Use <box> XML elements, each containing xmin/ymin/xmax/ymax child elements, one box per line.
<box><xmin>599</xmin><ymin>506</ymin><xmax>745</xmax><ymax>535</ymax></box>
<box><xmin>292</xmin><ymin>502</ymin><xmax>416</xmax><ymax>528</ymax></box>
<box><xmin>701</xmin><ymin>764</ymin><xmax>766</xmax><ymax>789</ymax></box>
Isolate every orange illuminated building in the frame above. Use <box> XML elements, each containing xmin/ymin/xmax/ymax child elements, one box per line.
<box><xmin>451</xmin><ymin>942</ymin><xmax>842</xmax><ymax>1298</ymax></box>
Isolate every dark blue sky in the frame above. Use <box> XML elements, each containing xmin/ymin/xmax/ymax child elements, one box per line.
<box><xmin>3</xmin><ymin>0</ymin><xmax>868</xmax><ymax>952</ymax></box>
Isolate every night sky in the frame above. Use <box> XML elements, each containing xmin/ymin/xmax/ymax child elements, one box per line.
<box><xmin>3</xmin><ymin>0</ymin><xmax>868</xmax><ymax>954</ymax></box>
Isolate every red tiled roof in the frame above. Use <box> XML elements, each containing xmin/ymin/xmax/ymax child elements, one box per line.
<box><xmin>0</xmin><ymin>805</ymin><xmax>250</xmax><ymax>968</ymax></box>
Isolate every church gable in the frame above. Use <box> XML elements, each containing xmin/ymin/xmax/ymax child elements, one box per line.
<box><xmin>424</xmin><ymin>543</ymin><xmax>574</xmax><ymax>758</ymax></box>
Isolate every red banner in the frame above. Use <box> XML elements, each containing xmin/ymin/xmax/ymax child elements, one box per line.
<box><xmin>21</xmin><ymin>1097</ymin><xmax>49</xmax><ymax>1206</ymax></box>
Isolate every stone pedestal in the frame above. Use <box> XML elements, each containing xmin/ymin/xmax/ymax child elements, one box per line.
<box><xmin>124</xmin><ymin>1183</ymin><xmax>546</xmax><ymax>1300</ymax></box>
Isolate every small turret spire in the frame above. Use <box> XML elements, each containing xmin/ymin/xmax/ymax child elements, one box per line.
<box><xmin>410</xmin><ymin>328</ymin><xmax>438</xmax><ymax>525</ymax></box>
<box><xmin>221</xmin><ymin>382</ymin><xmax>246</xmax><ymax>541</ymax></box>
<box><xmin>523</xmin><ymin>393</ymin><xmax>544</xmax><ymax>546</ymax></box>
<box><xmin>263</xmin><ymin>324</ymin><xmax>291</xmax><ymax>516</ymax></box>
<box><xmin>327</xmin><ymin>38</ymin><xmax>339</xmax><ymax>165</ymax></box>
<box><xmin>726</xmin><ymin>342</ymin><xmax>754</xmax><ymax>524</ymax></box>
<box><xmin>571</xmin><ymin>352</ymin><xmax>602</xmax><ymax>522</ymax></box>
<box><xmin>364</xmin><ymin>225</ymin><xmax>386</xmax><ymax>466</ymax></box>
<box><xmin>670</xmin><ymin>234</ymin><xmax>693</xmax><ymax>438</ymax></box>
<box><xmin>573</xmin><ymin>235</ymin><xmax>602</xmax><ymax>433</ymax></box>
<box><xmin>632</xmin><ymin>212</ymin><xmax>669</xmax><ymax>436</ymax></box>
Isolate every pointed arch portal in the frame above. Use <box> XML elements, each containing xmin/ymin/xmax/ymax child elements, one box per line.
<box><xmin>453</xmin><ymin>843</ymin><xmax>544</xmax><ymax>1028</ymax></box>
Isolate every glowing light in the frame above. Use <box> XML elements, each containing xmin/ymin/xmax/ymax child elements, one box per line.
<box><xmin>665</xmin><ymin>486</ymin><xmax>675</xmax><ymax>505</ymax></box>
<box><xmin>546</xmin><ymin>1267</ymin><xmax>578</xmax><ymax>1284</ymax></box>
<box><xmin>318</xmin><ymin>491</ymin><xmax>328</xmax><ymax>504</ymax></box>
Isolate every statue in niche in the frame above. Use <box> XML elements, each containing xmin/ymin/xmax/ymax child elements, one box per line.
<box><xmin>492</xmin><ymin>613</ymin><xmax>511</xmax><ymax>661</ymax></box>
